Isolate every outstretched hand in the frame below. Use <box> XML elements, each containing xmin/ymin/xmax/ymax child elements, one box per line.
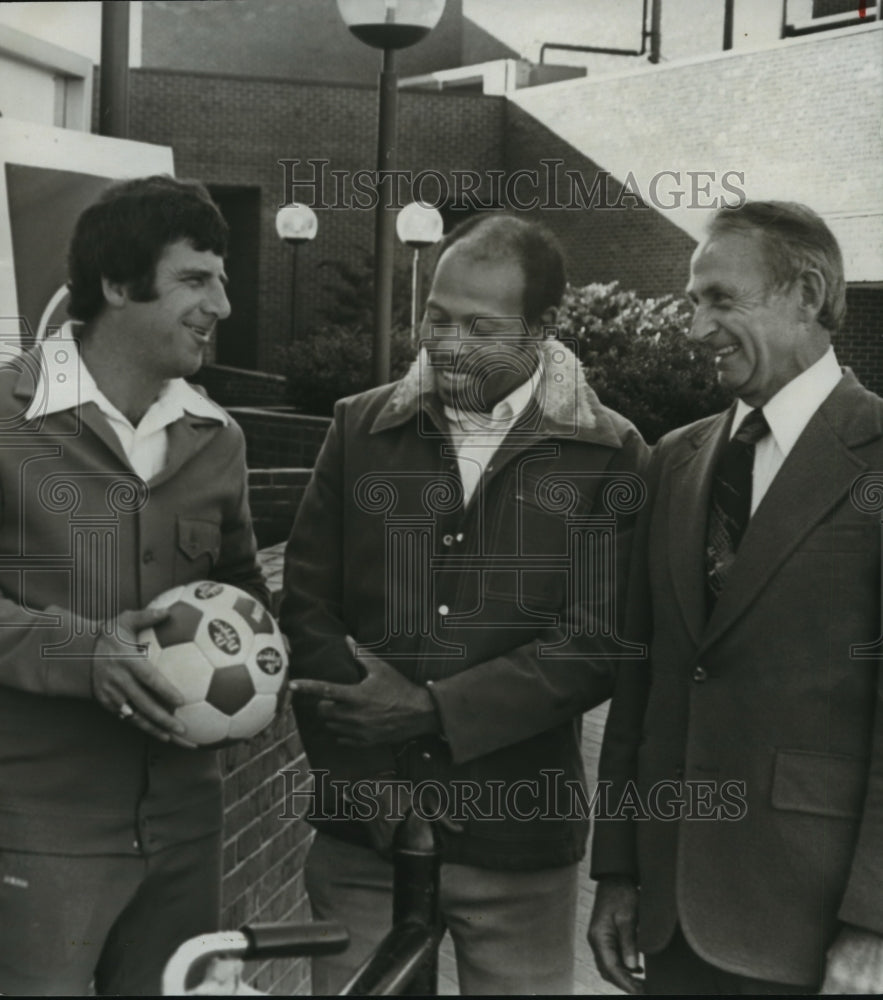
<box><xmin>290</xmin><ymin>637</ymin><xmax>439</xmax><ymax>745</ymax></box>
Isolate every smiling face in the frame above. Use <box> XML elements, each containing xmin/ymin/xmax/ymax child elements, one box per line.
<box><xmin>421</xmin><ymin>244</ymin><xmax>546</xmax><ymax>413</ymax></box>
<box><xmin>685</xmin><ymin>229</ymin><xmax>829</xmax><ymax>408</ymax></box>
<box><xmin>114</xmin><ymin>238</ymin><xmax>231</xmax><ymax>381</ymax></box>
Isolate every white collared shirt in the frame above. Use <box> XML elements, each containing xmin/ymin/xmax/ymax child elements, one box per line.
<box><xmin>26</xmin><ymin>326</ymin><xmax>227</xmax><ymax>482</ymax></box>
<box><xmin>443</xmin><ymin>364</ymin><xmax>542</xmax><ymax>506</ymax></box>
<box><xmin>733</xmin><ymin>347</ymin><xmax>842</xmax><ymax>515</ymax></box>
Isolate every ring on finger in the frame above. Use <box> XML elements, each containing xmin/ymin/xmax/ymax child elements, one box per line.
<box><xmin>117</xmin><ymin>702</ymin><xmax>135</xmax><ymax>720</ymax></box>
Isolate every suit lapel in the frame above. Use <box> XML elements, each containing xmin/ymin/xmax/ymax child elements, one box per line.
<box><xmin>701</xmin><ymin>380</ymin><xmax>872</xmax><ymax>650</ymax></box>
<box><xmin>667</xmin><ymin>410</ymin><xmax>734</xmax><ymax>646</ymax></box>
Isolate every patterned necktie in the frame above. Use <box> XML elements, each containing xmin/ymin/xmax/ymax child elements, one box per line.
<box><xmin>705</xmin><ymin>408</ymin><xmax>770</xmax><ymax>612</ymax></box>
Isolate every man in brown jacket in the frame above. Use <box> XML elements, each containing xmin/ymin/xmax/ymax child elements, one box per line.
<box><xmin>0</xmin><ymin>176</ymin><xmax>266</xmax><ymax>995</ymax></box>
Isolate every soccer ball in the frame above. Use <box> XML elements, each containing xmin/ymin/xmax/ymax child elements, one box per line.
<box><xmin>138</xmin><ymin>580</ymin><xmax>288</xmax><ymax>747</ymax></box>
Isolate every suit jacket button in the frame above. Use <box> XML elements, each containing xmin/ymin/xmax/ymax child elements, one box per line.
<box><xmin>692</xmin><ymin>666</ymin><xmax>707</xmax><ymax>683</ymax></box>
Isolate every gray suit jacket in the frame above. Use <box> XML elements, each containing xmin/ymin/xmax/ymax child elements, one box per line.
<box><xmin>592</xmin><ymin>369</ymin><xmax>883</xmax><ymax>986</ymax></box>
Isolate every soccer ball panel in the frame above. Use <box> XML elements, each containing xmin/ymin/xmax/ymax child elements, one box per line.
<box><xmin>152</xmin><ymin>602</ymin><xmax>204</xmax><ymax>650</ymax></box>
<box><xmin>154</xmin><ymin>642</ymin><xmax>215</xmax><ymax>703</ymax></box>
<box><xmin>176</xmin><ymin>702</ymin><xmax>231</xmax><ymax>745</ymax></box>
<box><xmin>234</xmin><ymin>594</ymin><xmax>276</xmax><ymax>636</ymax></box>
<box><xmin>228</xmin><ymin>694</ymin><xmax>277</xmax><ymax>740</ymax></box>
<box><xmin>206</xmin><ymin>663</ymin><xmax>256</xmax><ymax>715</ymax></box>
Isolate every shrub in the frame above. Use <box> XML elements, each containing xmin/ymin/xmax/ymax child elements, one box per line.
<box><xmin>557</xmin><ymin>281</ymin><xmax>731</xmax><ymax>442</ymax></box>
<box><xmin>278</xmin><ymin>325</ymin><xmax>416</xmax><ymax>416</ymax></box>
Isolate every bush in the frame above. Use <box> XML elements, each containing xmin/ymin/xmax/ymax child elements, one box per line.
<box><xmin>557</xmin><ymin>281</ymin><xmax>731</xmax><ymax>442</ymax></box>
<box><xmin>278</xmin><ymin>325</ymin><xmax>417</xmax><ymax>416</ymax></box>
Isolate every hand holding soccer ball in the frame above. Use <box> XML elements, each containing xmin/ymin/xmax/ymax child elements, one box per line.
<box><xmin>137</xmin><ymin>581</ymin><xmax>288</xmax><ymax>747</ymax></box>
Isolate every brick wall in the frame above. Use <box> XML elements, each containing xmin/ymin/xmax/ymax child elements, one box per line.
<box><xmin>220</xmin><ymin>712</ymin><xmax>312</xmax><ymax>994</ymax></box>
<box><xmin>194</xmin><ymin>364</ymin><xmax>289</xmax><ymax>409</ymax></box>
<box><xmin>249</xmin><ymin>468</ymin><xmax>314</xmax><ymax>548</ymax></box>
<box><xmin>229</xmin><ymin>408</ymin><xmax>331</xmax><ymax>470</ymax></box>
<box><xmin>221</xmin><ymin>543</ymin><xmax>313</xmax><ymax>994</ymax></box>
<box><xmin>141</xmin><ymin>0</ymin><xmax>465</xmax><ymax>86</ymax></box>
<box><xmin>841</xmin><ymin>286</ymin><xmax>883</xmax><ymax>396</ymax></box>
<box><xmin>126</xmin><ymin>69</ymin><xmax>506</xmax><ymax>370</ymax></box>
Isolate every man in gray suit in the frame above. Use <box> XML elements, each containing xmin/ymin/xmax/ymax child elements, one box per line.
<box><xmin>588</xmin><ymin>201</ymin><xmax>883</xmax><ymax>994</ymax></box>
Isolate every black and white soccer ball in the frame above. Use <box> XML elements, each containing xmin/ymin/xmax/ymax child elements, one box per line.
<box><xmin>138</xmin><ymin>580</ymin><xmax>288</xmax><ymax>747</ymax></box>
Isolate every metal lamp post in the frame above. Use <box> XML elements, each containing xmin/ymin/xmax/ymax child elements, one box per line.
<box><xmin>335</xmin><ymin>0</ymin><xmax>447</xmax><ymax>386</ymax></box>
<box><xmin>396</xmin><ymin>202</ymin><xmax>443</xmax><ymax>343</ymax></box>
<box><xmin>275</xmin><ymin>204</ymin><xmax>319</xmax><ymax>343</ymax></box>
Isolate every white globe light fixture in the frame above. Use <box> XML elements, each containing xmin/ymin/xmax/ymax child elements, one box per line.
<box><xmin>396</xmin><ymin>201</ymin><xmax>444</xmax><ymax>248</ymax></box>
<box><xmin>335</xmin><ymin>0</ymin><xmax>447</xmax><ymax>384</ymax></box>
<box><xmin>336</xmin><ymin>0</ymin><xmax>446</xmax><ymax>49</ymax></box>
<box><xmin>275</xmin><ymin>204</ymin><xmax>319</xmax><ymax>341</ymax></box>
<box><xmin>396</xmin><ymin>202</ymin><xmax>444</xmax><ymax>342</ymax></box>
<box><xmin>275</xmin><ymin>203</ymin><xmax>318</xmax><ymax>245</ymax></box>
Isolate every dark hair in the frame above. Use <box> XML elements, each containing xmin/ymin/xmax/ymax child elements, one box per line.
<box><xmin>67</xmin><ymin>175</ymin><xmax>228</xmax><ymax>322</ymax></box>
<box><xmin>435</xmin><ymin>213</ymin><xmax>566</xmax><ymax>324</ymax></box>
<box><xmin>708</xmin><ymin>200</ymin><xmax>846</xmax><ymax>332</ymax></box>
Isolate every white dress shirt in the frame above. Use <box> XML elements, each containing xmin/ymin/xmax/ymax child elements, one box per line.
<box><xmin>443</xmin><ymin>364</ymin><xmax>542</xmax><ymax>506</ymax></box>
<box><xmin>733</xmin><ymin>347</ymin><xmax>842</xmax><ymax>515</ymax></box>
<box><xmin>25</xmin><ymin>327</ymin><xmax>227</xmax><ymax>482</ymax></box>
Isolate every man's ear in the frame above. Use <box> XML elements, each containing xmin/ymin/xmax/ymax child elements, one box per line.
<box><xmin>101</xmin><ymin>276</ymin><xmax>128</xmax><ymax>309</ymax></box>
<box><xmin>797</xmin><ymin>267</ymin><xmax>826</xmax><ymax>322</ymax></box>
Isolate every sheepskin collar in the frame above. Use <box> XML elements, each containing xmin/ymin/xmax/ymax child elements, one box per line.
<box><xmin>371</xmin><ymin>339</ymin><xmax>626</xmax><ymax>448</ymax></box>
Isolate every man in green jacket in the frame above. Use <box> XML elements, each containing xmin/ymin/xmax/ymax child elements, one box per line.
<box><xmin>282</xmin><ymin>213</ymin><xmax>648</xmax><ymax>994</ymax></box>
<box><xmin>0</xmin><ymin>176</ymin><xmax>267</xmax><ymax>995</ymax></box>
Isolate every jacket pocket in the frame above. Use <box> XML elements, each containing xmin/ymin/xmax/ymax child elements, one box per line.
<box><xmin>177</xmin><ymin>516</ymin><xmax>221</xmax><ymax>568</ymax></box>
<box><xmin>771</xmin><ymin>749</ymin><xmax>868</xmax><ymax>819</ymax></box>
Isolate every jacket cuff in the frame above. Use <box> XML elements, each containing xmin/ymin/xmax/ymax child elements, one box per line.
<box><xmin>42</xmin><ymin>621</ymin><xmax>99</xmax><ymax>699</ymax></box>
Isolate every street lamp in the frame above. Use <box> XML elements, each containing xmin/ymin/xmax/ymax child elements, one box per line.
<box><xmin>335</xmin><ymin>0</ymin><xmax>447</xmax><ymax>386</ymax></box>
<box><xmin>396</xmin><ymin>202</ymin><xmax>443</xmax><ymax>343</ymax></box>
<box><xmin>275</xmin><ymin>203</ymin><xmax>318</xmax><ymax>343</ymax></box>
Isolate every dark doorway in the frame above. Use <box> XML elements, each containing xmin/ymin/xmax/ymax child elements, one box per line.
<box><xmin>209</xmin><ymin>185</ymin><xmax>260</xmax><ymax>369</ymax></box>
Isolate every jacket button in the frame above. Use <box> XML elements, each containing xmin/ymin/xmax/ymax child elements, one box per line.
<box><xmin>442</xmin><ymin>534</ymin><xmax>454</xmax><ymax>547</ymax></box>
<box><xmin>421</xmin><ymin>751</ymin><xmax>431</xmax><ymax>761</ymax></box>
<box><xmin>692</xmin><ymin>666</ymin><xmax>707</xmax><ymax>683</ymax></box>
<box><xmin>438</xmin><ymin>605</ymin><xmax>449</xmax><ymax>616</ymax></box>
<box><xmin>142</xmin><ymin>550</ymin><xmax>154</xmax><ymax>564</ymax></box>
<box><xmin>675</xmin><ymin>765</ymin><xmax>685</xmax><ymax>779</ymax></box>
